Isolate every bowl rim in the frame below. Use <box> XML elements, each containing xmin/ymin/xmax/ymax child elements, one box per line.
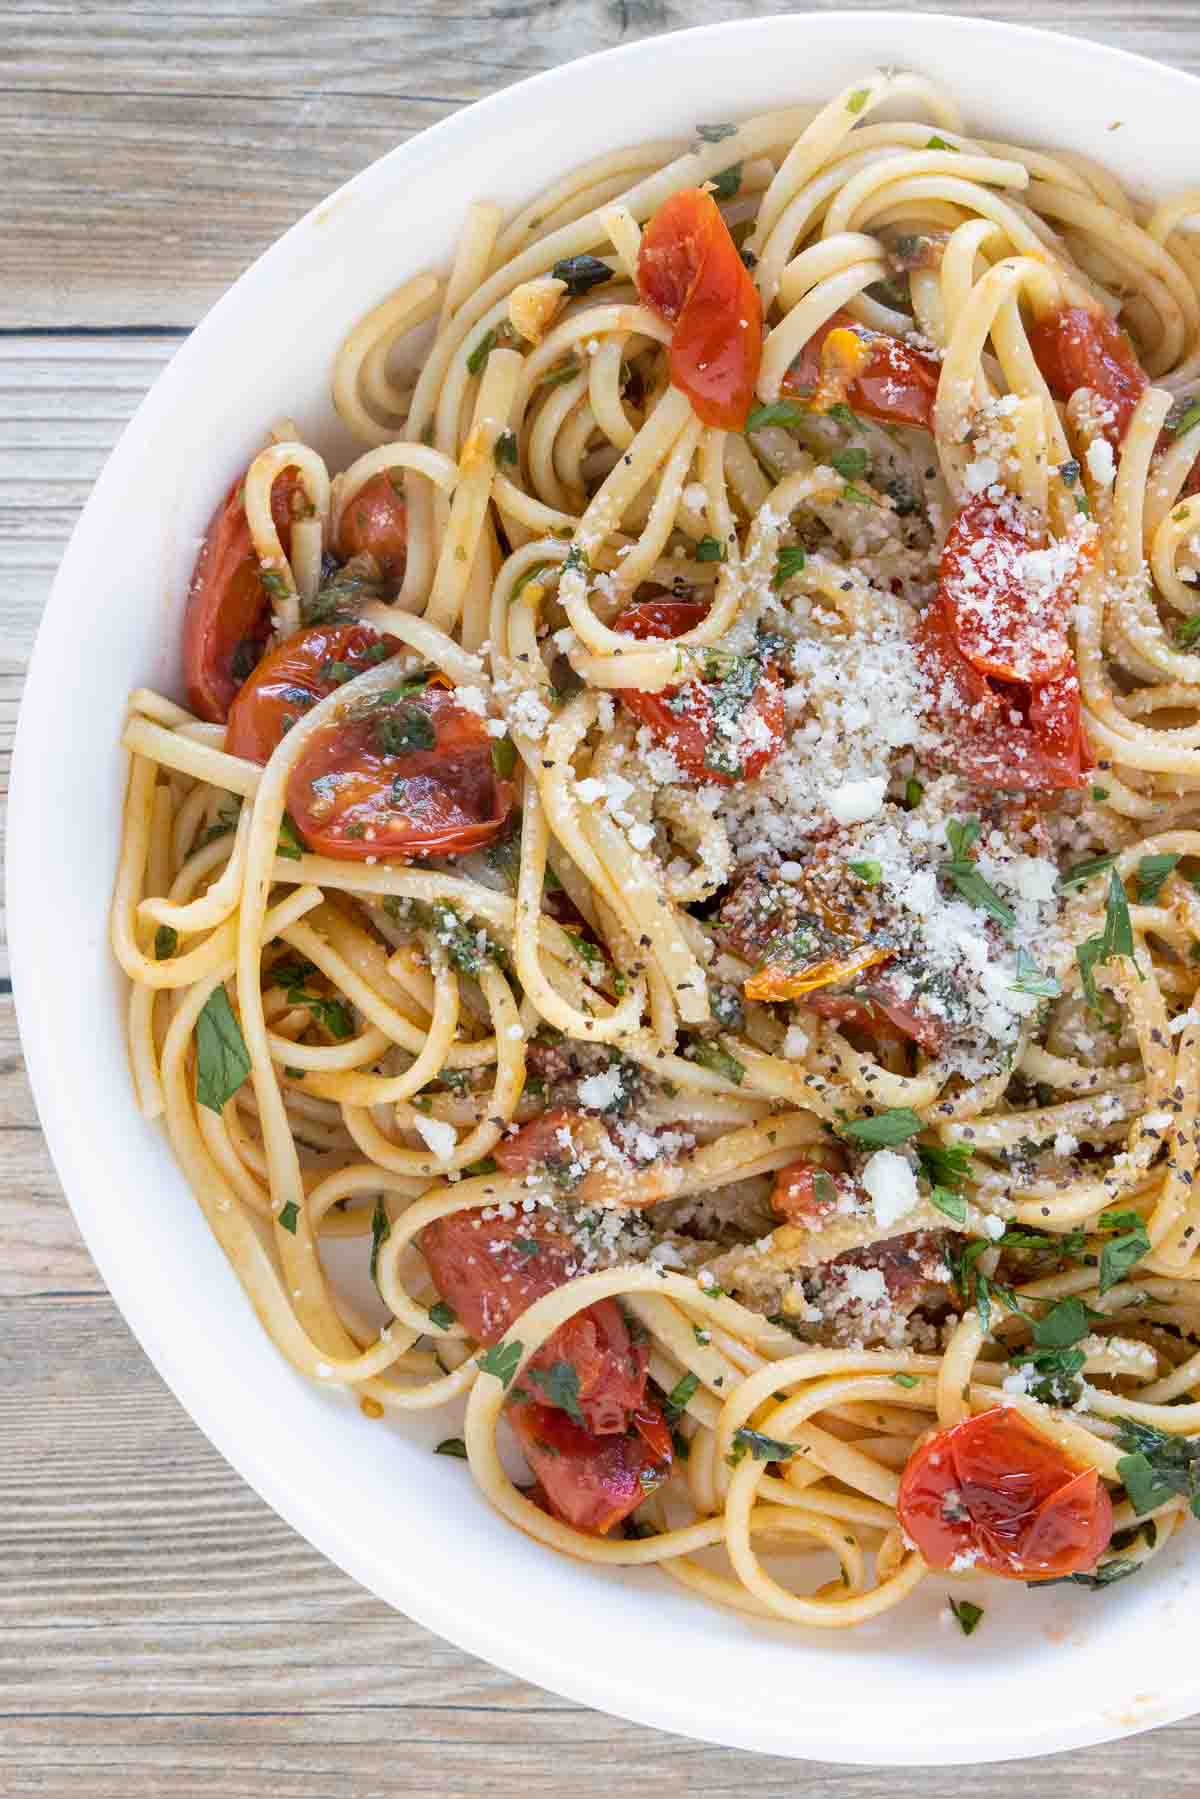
<box><xmin>12</xmin><ymin>9</ymin><xmax>1200</xmax><ymax>1764</ymax></box>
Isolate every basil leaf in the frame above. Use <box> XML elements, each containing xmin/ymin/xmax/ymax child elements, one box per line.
<box><xmin>929</xmin><ymin>1186</ymin><xmax>967</xmax><ymax>1224</ymax></box>
<box><xmin>917</xmin><ymin>1140</ymin><xmax>973</xmax><ymax>1190</ymax></box>
<box><xmin>831</xmin><ymin>447</ymin><xmax>868</xmax><ymax>481</ymax></box>
<box><xmin>745</xmin><ymin>400</ymin><xmax>808</xmax><ymax>433</ymax></box>
<box><xmin>277</xmin><ymin>1201</ymin><xmax>299</xmax><ymax>1234</ymax></box>
<box><xmin>1059</xmin><ymin>853</ymin><xmax>1116</xmax><ymax>891</ymax></box>
<box><xmin>1011</xmin><ymin>946</ymin><xmax>1061</xmax><ymax>998</ymax></box>
<box><xmin>839</xmin><ymin>1107</ymin><xmax>923</xmax><ymax>1147</ymax></box>
<box><xmin>948</xmin><ymin>1597</ymin><xmax>983</xmax><ymax>1636</ymax></box>
<box><xmin>374</xmin><ymin>701</ymin><xmax>436</xmax><ymax>756</ymax></box>
<box><xmin>195</xmin><ymin>985</ymin><xmax>251</xmax><ymax>1113</ymax></box>
<box><xmin>428</xmin><ymin>1300</ymin><xmax>457</xmax><ymax>1332</ymax></box>
<box><xmin>1032</xmin><ymin>1295</ymin><xmax>1095</xmax><ymax>1349</ymax></box>
<box><xmin>1099</xmin><ymin>1221</ymin><xmax>1150</xmax><ymax>1294</ymax></box>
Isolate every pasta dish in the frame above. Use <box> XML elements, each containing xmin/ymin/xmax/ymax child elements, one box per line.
<box><xmin>112</xmin><ymin>70</ymin><xmax>1200</xmax><ymax>1633</ymax></box>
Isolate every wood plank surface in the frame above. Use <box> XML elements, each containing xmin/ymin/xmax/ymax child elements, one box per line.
<box><xmin>6</xmin><ymin>2</ymin><xmax>1200</xmax><ymax>1791</ymax></box>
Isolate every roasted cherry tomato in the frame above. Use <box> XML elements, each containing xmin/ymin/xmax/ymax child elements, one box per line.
<box><xmin>898</xmin><ymin>1407</ymin><xmax>1113</xmax><ymax>1581</ymax></box>
<box><xmin>917</xmin><ymin>594</ymin><xmax>1090</xmax><ymax>793</ymax></box>
<box><xmin>803</xmin><ymin>989</ymin><xmax>948</xmax><ymax>1055</ymax></box>
<box><xmin>420</xmin><ymin>1209</ymin><xmax>649</xmax><ymax>1436</ymax></box>
<box><xmin>782</xmin><ymin>308</ymin><xmax>941</xmax><ymax>430</ymax></box>
<box><xmin>510</xmin><ymin>1400</ymin><xmax>672</xmax><ymax>1536</ymax></box>
<box><xmin>614</xmin><ymin>598</ymin><xmax>786</xmax><ymax>785</ymax></box>
<box><xmin>183</xmin><ymin>466</ymin><xmax>307</xmax><ymax>722</ymax></box>
<box><xmin>335</xmin><ymin>472</ymin><xmax>408</xmax><ymax>587</ymax></box>
<box><xmin>225</xmin><ymin>621</ymin><xmax>400</xmax><ymax>763</ymax></box>
<box><xmin>769</xmin><ymin>1159</ymin><xmax>847</xmax><ymax>1224</ymax></box>
<box><xmin>636</xmin><ymin>187</ymin><xmax>763</xmax><ymax>429</ymax></box>
<box><xmin>1027</xmin><ymin>305</ymin><xmax>1147</xmax><ymax>451</ymax></box>
<box><xmin>939</xmin><ymin>496</ymin><xmax>1073</xmax><ymax>686</ymax></box>
<box><xmin>286</xmin><ymin>680</ymin><xmax>514</xmax><ymax>860</ymax></box>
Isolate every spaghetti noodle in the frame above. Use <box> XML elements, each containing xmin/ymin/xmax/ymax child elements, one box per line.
<box><xmin>113</xmin><ymin>71</ymin><xmax>1200</xmax><ymax>1630</ymax></box>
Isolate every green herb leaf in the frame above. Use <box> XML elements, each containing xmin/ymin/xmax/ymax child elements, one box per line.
<box><xmin>154</xmin><ymin>924</ymin><xmax>178</xmax><ymax>960</ymax></box>
<box><xmin>745</xmin><ymin>400</ymin><xmax>809</xmax><ymax>433</ymax></box>
<box><xmin>1171</xmin><ymin>399</ymin><xmax>1200</xmax><ymax>438</ymax></box>
<box><xmin>428</xmin><ymin>1299</ymin><xmax>457</xmax><ymax>1331</ymax></box>
<box><xmin>848</xmin><ymin>858</ymin><xmax>883</xmax><ymax>885</ymax></box>
<box><xmin>927</xmin><ymin>134</ymin><xmax>959</xmax><ymax>152</ymax></box>
<box><xmin>839</xmin><ymin>1107</ymin><xmax>923</xmax><ymax>1147</ymax></box>
<box><xmin>1115</xmin><ymin>1417</ymin><xmax>1200</xmax><ymax>1515</ymax></box>
<box><xmin>477</xmin><ymin>1338</ymin><xmax>523</xmax><ymax>1386</ymax></box>
<box><xmin>550</xmin><ymin>254</ymin><xmax>613</xmax><ymax>296</ymax></box>
<box><xmin>277</xmin><ymin>1200</ymin><xmax>299</xmax><ymax>1234</ymax></box>
<box><xmin>494</xmin><ymin>429</ymin><xmax>518</xmax><ymax>465</ymax></box>
<box><xmin>369</xmin><ymin>1197</ymin><xmax>390</xmax><ymax>1288</ymax></box>
<box><xmin>1011</xmin><ymin>946</ymin><xmax>1061</xmax><ymax>998</ymax></box>
<box><xmin>904</xmin><ymin>776</ymin><xmax>924</xmax><ymax>809</ymax></box>
<box><xmin>375</xmin><ymin>701</ymin><xmax>437</xmax><ymax>756</ymax></box>
<box><xmin>892</xmin><ymin>1373</ymin><xmax>919</xmax><ymax>1389</ymax></box>
<box><xmin>831</xmin><ymin>447</ymin><xmax>869</xmax><ymax>481</ymax></box>
<box><xmin>1177</xmin><ymin>613</ymin><xmax>1200</xmax><ymax>649</ymax></box>
<box><xmin>773</xmin><ymin>545</ymin><xmax>807</xmax><ymax>588</ymax></box>
<box><xmin>277</xmin><ymin>811</ymin><xmax>307</xmax><ymax>861</ymax></box>
<box><xmin>286</xmin><ymin>988</ymin><xmax>354</xmax><ymax>1041</ymax></box>
<box><xmin>916</xmin><ymin>1140</ymin><xmax>973</xmax><ymax>1191</ymax></box>
<box><xmin>435</xmin><ymin>1437</ymin><xmax>469</xmax><ymax>1459</ymax></box>
<box><xmin>709</xmin><ymin>162</ymin><xmax>743</xmax><ymax>200</ymax></box>
<box><xmin>1099</xmin><ymin>1219</ymin><xmax>1151</xmax><ymax>1294</ymax></box>
<box><xmin>1039</xmin><ymin>1557</ymin><xmax>1142</xmax><ymax>1590</ymax></box>
<box><xmin>195</xmin><ymin>985</ymin><xmax>251</xmax><ymax>1113</ymax></box>
<box><xmin>697</xmin><ymin>121</ymin><xmax>737</xmax><ymax>142</ymax></box>
<box><xmin>840</xmin><ymin>482</ymin><xmax>879</xmax><ymax>507</ymax></box>
<box><xmin>929</xmin><ymin>1186</ymin><xmax>968</xmax><ymax>1224</ymax></box>
<box><xmin>1008</xmin><ymin>1343</ymin><xmax>1087</xmax><ymax>1405</ymax></box>
<box><xmin>538</xmin><ymin>356</ymin><xmax>581</xmax><ymax>388</ymax></box>
<box><xmin>948</xmin><ymin>1597</ymin><xmax>983</xmax><ymax>1636</ymax></box>
<box><xmin>528</xmin><ymin>1359</ymin><xmax>585</xmax><ymax>1425</ymax></box>
<box><xmin>491</xmin><ymin>735</ymin><xmax>517</xmax><ymax>779</ymax></box>
<box><xmin>940</xmin><ymin>819</ymin><xmax>1015</xmax><ymax>927</ymax></box>
<box><xmin>466</xmin><ymin>326</ymin><xmax>497</xmax><ymax>375</ymax></box>
<box><xmin>694</xmin><ymin>535</ymin><xmax>726</xmax><ymax>562</ymax></box>
<box><xmin>1136</xmin><ymin>852</ymin><xmax>1180</xmax><ymax>904</ymax></box>
<box><xmin>665</xmin><ymin>1371</ymin><xmax>700</xmax><ymax>1417</ymax></box>
<box><xmin>689</xmin><ymin>1039</ymin><xmax>746</xmax><ymax>1086</ymax></box>
<box><xmin>846</xmin><ymin>89</ymin><xmax>870</xmax><ymax>114</ymax></box>
<box><xmin>728</xmin><ymin>1427</ymin><xmax>797</xmax><ymax>1466</ymax></box>
<box><xmin>1059</xmin><ymin>853</ymin><xmax>1116</xmax><ymax>891</ymax></box>
<box><xmin>1032</xmin><ymin>1295</ymin><xmax>1097</xmax><ymax>1349</ymax></box>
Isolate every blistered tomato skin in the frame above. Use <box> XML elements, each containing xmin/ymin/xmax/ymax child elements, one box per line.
<box><xmin>286</xmin><ymin>681</ymin><xmax>514</xmax><ymax>861</ymax></box>
<box><xmin>783</xmin><ymin>308</ymin><xmax>941</xmax><ymax>430</ymax></box>
<box><xmin>335</xmin><ymin>472</ymin><xmax>408</xmax><ymax>586</ymax></box>
<box><xmin>614</xmin><ymin>598</ymin><xmax>785</xmax><ymax>785</ymax></box>
<box><xmin>898</xmin><ymin>1408</ymin><xmax>1113</xmax><ymax>1580</ymax></box>
<box><xmin>509</xmin><ymin>1399</ymin><xmax>672</xmax><ymax>1536</ymax></box>
<box><xmin>225</xmin><ymin>621</ymin><xmax>401</xmax><ymax>763</ymax></box>
<box><xmin>1027</xmin><ymin>306</ymin><xmax>1148</xmax><ymax>450</ymax></box>
<box><xmin>636</xmin><ymin>188</ymin><xmax>763</xmax><ymax>429</ymax></box>
<box><xmin>939</xmin><ymin>497</ymin><xmax>1073</xmax><ymax>686</ymax></box>
<box><xmin>182</xmin><ymin>467</ymin><xmax>306</xmax><ymax>722</ymax></box>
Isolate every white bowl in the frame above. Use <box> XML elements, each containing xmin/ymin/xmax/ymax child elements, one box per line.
<box><xmin>12</xmin><ymin>10</ymin><xmax>1200</xmax><ymax>1764</ymax></box>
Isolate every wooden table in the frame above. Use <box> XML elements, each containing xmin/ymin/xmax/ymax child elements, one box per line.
<box><xmin>5</xmin><ymin>4</ymin><xmax>1200</xmax><ymax>1791</ymax></box>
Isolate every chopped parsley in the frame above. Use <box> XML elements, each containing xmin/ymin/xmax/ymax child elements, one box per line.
<box><xmin>694</xmin><ymin>535</ymin><xmax>726</xmax><ymax>562</ymax></box>
<box><xmin>846</xmin><ymin>88</ymin><xmax>870</xmax><ymax>114</ymax></box>
<box><xmin>1116</xmin><ymin>1417</ymin><xmax>1200</xmax><ymax>1517</ymax></box>
<box><xmin>527</xmin><ymin>1360</ymin><xmax>585</xmax><ymax>1426</ymax></box>
<box><xmin>153</xmin><ymin>924</ymin><xmax>178</xmax><ymax>961</ymax></box>
<box><xmin>477</xmin><ymin>1339</ymin><xmax>522</xmax><ymax>1387</ymax></box>
<box><xmin>1059</xmin><ymin>853</ymin><xmax>1116</xmax><ymax>891</ymax></box>
<box><xmin>696</xmin><ymin>121</ymin><xmax>737</xmax><ymax>142</ymax></box>
<box><xmin>773</xmin><ymin>545</ymin><xmax>807</xmax><ymax>588</ymax></box>
<box><xmin>1098</xmin><ymin>1212</ymin><xmax>1150</xmax><ymax>1294</ymax></box>
<box><xmin>664</xmin><ymin>1371</ymin><xmax>700</xmax><ymax>1417</ymax></box>
<box><xmin>940</xmin><ymin>816</ymin><xmax>1015</xmax><ymax>928</ymax></box>
<box><xmin>494</xmin><ymin>429</ymin><xmax>518</xmax><ymax>465</ymax></box>
<box><xmin>709</xmin><ymin>162</ymin><xmax>742</xmax><ymax>200</ymax></box>
<box><xmin>277</xmin><ymin>811</ymin><xmax>307</xmax><ymax>861</ymax></box>
<box><xmin>277</xmin><ymin>1201</ymin><xmax>299</xmax><ymax>1234</ymax></box>
<box><xmin>369</xmin><ymin>1196</ymin><xmax>390</xmax><ymax>1289</ymax></box>
<box><xmin>428</xmin><ymin>1300</ymin><xmax>457</xmax><ymax>1331</ymax></box>
<box><xmin>374</xmin><ymin>701</ymin><xmax>437</xmax><ymax>756</ymax></box>
<box><xmin>948</xmin><ymin>1597</ymin><xmax>983</xmax><ymax>1636</ymax></box>
<box><xmin>550</xmin><ymin>253</ymin><xmax>613</xmax><ymax>296</ymax></box>
<box><xmin>689</xmin><ymin>1039</ymin><xmax>746</xmax><ymax>1086</ymax></box>
<box><xmin>745</xmin><ymin>400</ymin><xmax>808</xmax><ymax>433</ymax></box>
<box><xmin>726</xmin><ymin>1427</ymin><xmax>798</xmax><ymax>1468</ymax></box>
<box><xmin>1136</xmin><ymin>852</ymin><xmax>1180</xmax><ymax>904</ymax></box>
<box><xmin>1010</xmin><ymin>946</ymin><xmax>1061</xmax><ymax>998</ymax></box>
<box><xmin>1076</xmin><ymin>871</ymin><xmax>1141</xmax><ymax>1010</ymax></box>
<box><xmin>848</xmin><ymin>858</ymin><xmax>883</xmax><ymax>885</ymax></box>
<box><xmin>490</xmin><ymin>735</ymin><xmax>517</xmax><ymax>779</ymax></box>
<box><xmin>434</xmin><ymin>1437</ymin><xmax>469</xmax><ymax>1459</ymax></box>
<box><xmin>831</xmin><ymin>447</ymin><xmax>869</xmax><ymax>481</ymax></box>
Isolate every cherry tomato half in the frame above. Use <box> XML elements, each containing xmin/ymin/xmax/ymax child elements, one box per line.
<box><xmin>420</xmin><ymin>1207</ymin><xmax>648</xmax><ymax>1435</ymax></box>
<box><xmin>898</xmin><ymin>1407</ymin><xmax>1113</xmax><ymax>1580</ymax></box>
<box><xmin>803</xmin><ymin>988</ymin><xmax>948</xmax><ymax>1055</ymax></box>
<box><xmin>225</xmin><ymin>621</ymin><xmax>401</xmax><ymax>763</ymax></box>
<box><xmin>614</xmin><ymin>598</ymin><xmax>786</xmax><ymax>785</ymax></box>
<box><xmin>183</xmin><ymin>466</ymin><xmax>307</xmax><ymax>722</ymax></box>
<box><xmin>1027</xmin><ymin>305</ymin><xmax>1147</xmax><ymax>451</ymax></box>
<box><xmin>939</xmin><ymin>496</ymin><xmax>1073</xmax><ymax>687</ymax></box>
<box><xmin>335</xmin><ymin>472</ymin><xmax>408</xmax><ymax>588</ymax></box>
<box><xmin>636</xmin><ymin>187</ymin><xmax>763</xmax><ymax>429</ymax></box>
<box><xmin>782</xmin><ymin>308</ymin><xmax>941</xmax><ymax>430</ymax></box>
<box><xmin>286</xmin><ymin>680</ymin><xmax>514</xmax><ymax>860</ymax></box>
<box><xmin>917</xmin><ymin>595</ymin><xmax>1090</xmax><ymax>793</ymax></box>
<box><xmin>510</xmin><ymin>1399</ymin><xmax>672</xmax><ymax>1536</ymax></box>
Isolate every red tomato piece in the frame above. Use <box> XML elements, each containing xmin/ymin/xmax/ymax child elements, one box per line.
<box><xmin>286</xmin><ymin>680</ymin><xmax>513</xmax><ymax>860</ymax></box>
<box><xmin>782</xmin><ymin>308</ymin><xmax>941</xmax><ymax>430</ymax></box>
<box><xmin>939</xmin><ymin>496</ymin><xmax>1073</xmax><ymax>686</ymax></box>
<box><xmin>183</xmin><ymin>468</ymin><xmax>308</xmax><ymax>722</ymax></box>
<box><xmin>509</xmin><ymin>1400</ymin><xmax>672</xmax><ymax>1536</ymax></box>
<box><xmin>492</xmin><ymin>1108</ymin><xmax>583</xmax><ymax>1180</ymax></box>
<box><xmin>803</xmin><ymin>990</ymin><xmax>948</xmax><ymax>1055</ymax></box>
<box><xmin>420</xmin><ymin>1209</ymin><xmax>649</xmax><ymax>1435</ymax></box>
<box><xmin>898</xmin><ymin>1407</ymin><xmax>1113</xmax><ymax>1580</ymax></box>
<box><xmin>614</xmin><ymin>599</ymin><xmax>786</xmax><ymax>785</ymax></box>
<box><xmin>225</xmin><ymin>621</ymin><xmax>400</xmax><ymax>763</ymax></box>
<box><xmin>1027</xmin><ymin>305</ymin><xmax>1147</xmax><ymax>450</ymax></box>
<box><xmin>335</xmin><ymin>472</ymin><xmax>408</xmax><ymax>588</ymax></box>
<box><xmin>769</xmin><ymin>1159</ymin><xmax>850</xmax><ymax>1224</ymax></box>
<box><xmin>917</xmin><ymin>597</ymin><xmax>1090</xmax><ymax>793</ymax></box>
<box><xmin>636</xmin><ymin>187</ymin><xmax>763</xmax><ymax>429</ymax></box>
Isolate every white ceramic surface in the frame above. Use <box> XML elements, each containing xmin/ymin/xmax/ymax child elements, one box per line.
<box><xmin>11</xmin><ymin>12</ymin><xmax>1200</xmax><ymax>1764</ymax></box>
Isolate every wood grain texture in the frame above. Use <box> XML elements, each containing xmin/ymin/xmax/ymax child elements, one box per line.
<box><xmin>6</xmin><ymin>1</ymin><xmax>1200</xmax><ymax>1789</ymax></box>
